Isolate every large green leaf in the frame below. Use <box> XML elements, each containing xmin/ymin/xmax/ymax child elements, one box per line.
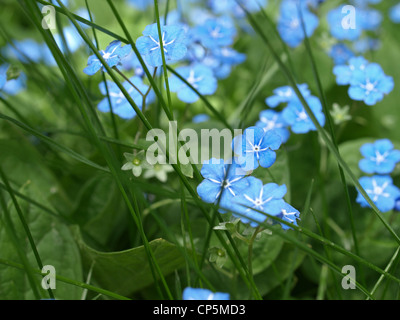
<box><xmin>72</xmin><ymin>226</ymin><xmax>186</xmax><ymax>296</ymax></box>
<box><xmin>0</xmin><ymin>139</ymin><xmax>83</xmax><ymax>300</ymax></box>
<box><xmin>223</xmin><ymin>230</ymin><xmax>284</xmax><ymax>276</ymax></box>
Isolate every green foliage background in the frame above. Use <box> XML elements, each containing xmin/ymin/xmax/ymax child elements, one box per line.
<box><xmin>0</xmin><ymin>0</ymin><xmax>400</xmax><ymax>300</ymax></box>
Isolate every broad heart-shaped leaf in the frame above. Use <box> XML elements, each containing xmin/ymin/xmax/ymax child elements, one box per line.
<box><xmin>249</xmin><ymin>243</ymin><xmax>306</xmax><ymax>297</ymax></box>
<box><xmin>0</xmin><ymin>139</ymin><xmax>83</xmax><ymax>300</ymax></box>
<box><xmin>71</xmin><ymin>226</ymin><xmax>186</xmax><ymax>296</ymax></box>
<box><xmin>330</xmin><ymin>138</ymin><xmax>400</xmax><ymax>186</ymax></box>
<box><xmin>222</xmin><ymin>230</ymin><xmax>284</xmax><ymax>276</ymax></box>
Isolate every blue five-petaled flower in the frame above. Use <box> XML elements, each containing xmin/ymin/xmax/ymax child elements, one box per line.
<box><xmin>224</xmin><ymin>176</ymin><xmax>287</xmax><ymax>227</ymax></box>
<box><xmin>182</xmin><ymin>287</ymin><xmax>230</xmax><ymax>300</ymax></box>
<box><xmin>356</xmin><ymin>175</ymin><xmax>400</xmax><ymax>213</ymax></box>
<box><xmin>84</xmin><ymin>40</ymin><xmax>132</xmax><ymax>75</ymax></box>
<box><xmin>232</xmin><ymin>126</ymin><xmax>282</xmax><ymax>171</ymax></box>
<box><xmin>136</xmin><ymin>23</ymin><xmax>187</xmax><ymax>67</ymax></box>
<box><xmin>196</xmin><ymin>158</ymin><xmax>249</xmax><ymax>207</ymax></box>
<box><xmin>359</xmin><ymin>139</ymin><xmax>400</xmax><ymax>175</ymax></box>
<box><xmin>169</xmin><ymin>63</ymin><xmax>217</xmax><ymax>103</ymax></box>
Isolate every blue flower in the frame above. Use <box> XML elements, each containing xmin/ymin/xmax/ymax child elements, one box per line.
<box><xmin>193</xmin><ymin>17</ymin><xmax>237</xmax><ymax>49</ymax></box>
<box><xmin>212</xmin><ymin>47</ymin><xmax>246</xmax><ymax>66</ymax></box>
<box><xmin>224</xmin><ymin>177</ymin><xmax>287</xmax><ymax>227</ymax></box>
<box><xmin>256</xmin><ymin>110</ymin><xmax>290</xmax><ymax>144</ymax></box>
<box><xmin>395</xmin><ymin>198</ymin><xmax>400</xmax><ymax>212</ymax></box>
<box><xmin>136</xmin><ymin>23</ymin><xmax>187</xmax><ymax>67</ymax></box>
<box><xmin>0</xmin><ymin>65</ymin><xmax>7</xmax><ymax>90</ymax></box>
<box><xmin>197</xmin><ymin>159</ymin><xmax>250</xmax><ymax>207</ymax></box>
<box><xmin>359</xmin><ymin>139</ymin><xmax>400</xmax><ymax>174</ymax></box>
<box><xmin>192</xmin><ymin>114</ymin><xmax>210</xmax><ymax>123</ymax></box>
<box><xmin>120</xmin><ymin>51</ymin><xmax>155</xmax><ymax>77</ymax></box>
<box><xmin>348</xmin><ymin>63</ymin><xmax>394</xmax><ymax>106</ymax></box>
<box><xmin>390</xmin><ymin>3</ymin><xmax>400</xmax><ymax>23</ymax></box>
<box><xmin>209</xmin><ymin>0</ymin><xmax>267</xmax><ymax>19</ymax></box>
<box><xmin>277</xmin><ymin>0</ymin><xmax>319</xmax><ymax>48</ymax></box>
<box><xmin>353</xmin><ymin>37</ymin><xmax>380</xmax><ymax>54</ymax></box>
<box><xmin>282</xmin><ymin>96</ymin><xmax>326</xmax><ymax>134</ymax></box>
<box><xmin>183</xmin><ymin>288</ymin><xmax>230</xmax><ymax>300</ymax></box>
<box><xmin>169</xmin><ymin>64</ymin><xmax>217</xmax><ymax>103</ymax></box>
<box><xmin>329</xmin><ymin>43</ymin><xmax>354</xmax><ymax>66</ymax></box>
<box><xmin>333</xmin><ymin>56</ymin><xmax>368</xmax><ymax>86</ymax></box>
<box><xmin>54</xmin><ymin>26</ymin><xmax>84</xmax><ymax>54</ymax></box>
<box><xmin>358</xmin><ymin>8</ymin><xmax>382</xmax><ymax>31</ymax></box>
<box><xmin>97</xmin><ymin>77</ymin><xmax>153</xmax><ymax>119</ymax></box>
<box><xmin>327</xmin><ymin>6</ymin><xmax>362</xmax><ymax>41</ymax></box>
<box><xmin>356</xmin><ymin>176</ymin><xmax>400</xmax><ymax>213</ymax></box>
<box><xmin>84</xmin><ymin>40</ymin><xmax>132</xmax><ymax>75</ymax></box>
<box><xmin>265</xmin><ymin>84</ymin><xmax>311</xmax><ymax>108</ymax></box>
<box><xmin>275</xmin><ymin>202</ymin><xmax>300</xmax><ymax>230</ymax></box>
<box><xmin>233</xmin><ymin>126</ymin><xmax>282</xmax><ymax>171</ymax></box>
<box><xmin>127</xmin><ymin>0</ymin><xmax>153</xmax><ymax>10</ymax></box>
<box><xmin>3</xmin><ymin>39</ymin><xmax>43</xmax><ymax>63</ymax></box>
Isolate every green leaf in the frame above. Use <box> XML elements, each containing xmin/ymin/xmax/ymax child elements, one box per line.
<box><xmin>0</xmin><ymin>139</ymin><xmax>82</xmax><ymax>300</ymax></box>
<box><xmin>240</xmin><ymin>243</ymin><xmax>306</xmax><ymax>298</ymax></box>
<box><xmin>72</xmin><ymin>227</ymin><xmax>186</xmax><ymax>296</ymax></box>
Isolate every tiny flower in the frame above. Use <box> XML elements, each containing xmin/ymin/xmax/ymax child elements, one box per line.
<box><xmin>348</xmin><ymin>63</ymin><xmax>394</xmax><ymax>106</ymax></box>
<box><xmin>395</xmin><ymin>198</ymin><xmax>400</xmax><ymax>212</ymax></box>
<box><xmin>276</xmin><ymin>202</ymin><xmax>300</xmax><ymax>230</ymax></box>
<box><xmin>193</xmin><ymin>17</ymin><xmax>237</xmax><ymax>49</ymax></box>
<box><xmin>282</xmin><ymin>96</ymin><xmax>326</xmax><ymax>134</ymax></box>
<box><xmin>358</xmin><ymin>7</ymin><xmax>382</xmax><ymax>31</ymax></box>
<box><xmin>256</xmin><ymin>110</ymin><xmax>290</xmax><ymax>144</ymax></box>
<box><xmin>224</xmin><ymin>177</ymin><xmax>287</xmax><ymax>228</ymax></box>
<box><xmin>390</xmin><ymin>3</ymin><xmax>400</xmax><ymax>23</ymax></box>
<box><xmin>208</xmin><ymin>247</ymin><xmax>227</xmax><ymax>268</ymax></box>
<box><xmin>352</xmin><ymin>37</ymin><xmax>380</xmax><ymax>54</ymax></box>
<box><xmin>197</xmin><ymin>158</ymin><xmax>249</xmax><ymax>206</ymax></box>
<box><xmin>136</xmin><ymin>23</ymin><xmax>187</xmax><ymax>67</ymax></box>
<box><xmin>330</xmin><ymin>103</ymin><xmax>351</xmax><ymax>125</ymax></box>
<box><xmin>97</xmin><ymin>77</ymin><xmax>154</xmax><ymax>119</ymax></box>
<box><xmin>127</xmin><ymin>0</ymin><xmax>153</xmax><ymax>10</ymax></box>
<box><xmin>183</xmin><ymin>287</ymin><xmax>230</xmax><ymax>300</ymax></box>
<box><xmin>122</xmin><ymin>151</ymin><xmax>151</xmax><ymax>177</ymax></box>
<box><xmin>277</xmin><ymin>0</ymin><xmax>319</xmax><ymax>48</ymax></box>
<box><xmin>83</xmin><ymin>40</ymin><xmax>132</xmax><ymax>76</ymax></box>
<box><xmin>329</xmin><ymin>43</ymin><xmax>354</xmax><ymax>66</ymax></box>
<box><xmin>0</xmin><ymin>64</ymin><xmax>7</xmax><ymax>89</ymax></box>
<box><xmin>359</xmin><ymin>139</ymin><xmax>400</xmax><ymax>175</ymax></box>
<box><xmin>327</xmin><ymin>6</ymin><xmax>362</xmax><ymax>41</ymax></box>
<box><xmin>265</xmin><ymin>84</ymin><xmax>311</xmax><ymax>108</ymax></box>
<box><xmin>232</xmin><ymin>126</ymin><xmax>282</xmax><ymax>171</ymax></box>
<box><xmin>192</xmin><ymin>114</ymin><xmax>210</xmax><ymax>123</ymax></box>
<box><xmin>169</xmin><ymin>64</ymin><xmax>217</xmax><ymax>103</ymax></box>
<box><xmin>356</xmin><ymin>176</ymin><xmax>400</xmax><ymax>212</ymax></box>
<box><xmin>333</xmin><ymin>56</ymin><xmax>369</xmax><ymax>86</ymax></box>
<box><xmin>143</xmin><ymin>157</ymin><xmax>174</xmax><ymax>183</ymax></box>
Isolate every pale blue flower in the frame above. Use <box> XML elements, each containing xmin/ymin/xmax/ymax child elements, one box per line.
<box><xmin>84</xmin><ymin>40</ymin><xmax>132</xmax><ymax>75</ymax></box>
<box><xmin>356</xmin><ymin>176</ymin><xmax>400</xmax><ymax>213</ymax></box>
<box><xmin>183</xmin><ymin>287</ymin><xmax>230</xmax><ymax>300</ymax></box>
<box><xmin>359</xmin><ymin>139</ymin><xmax>400</xmax><ymax>174</ymax></box>
<box><xmin>136</xmin><ymin>23</ymin><xmax>187</xmax><ymax>67</ymax></box>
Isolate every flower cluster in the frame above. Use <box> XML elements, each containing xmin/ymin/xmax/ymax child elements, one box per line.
<box><xmin>356</xmin><ymin>139</ymin><xmax>400</xmax><ymax>213</ymax></box>
<box><xmin>333</xmin><ymin>56</ymin><xmax>393</xmax><ymax>106</ymax></box>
